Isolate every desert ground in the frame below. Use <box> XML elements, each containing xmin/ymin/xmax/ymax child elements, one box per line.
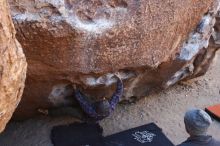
<box><xmin>0</xmin><ymin>51</ymin><xmax>219</xmax><ymax>146</ymax></box>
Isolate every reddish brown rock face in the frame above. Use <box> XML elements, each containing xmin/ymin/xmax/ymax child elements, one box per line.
<box><xmin>10</xmin><ymin>0</ymin><xmax>213</xmax><ymax>72</ymax></box>
<box><xmin>8</xmin><ymin>0</ymin><xmax>220</xmax><ymax>119</ymax></box>
<box><xmin>0</xmin><ymin>0</ymin><xmax>27</xmax><ymax>132</ymax></box>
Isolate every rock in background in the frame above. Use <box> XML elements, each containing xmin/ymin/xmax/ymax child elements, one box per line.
<box><xmin>8</xmin><ymin>0</ymin><xmax>220</xmax><ymax>119</ymax></box>
<box><xmin>0</xmin><ymin>0</ymin><xmax>27</xmax><ymax>132</ymax></box>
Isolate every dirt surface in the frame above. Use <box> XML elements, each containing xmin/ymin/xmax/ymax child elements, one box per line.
<box><xmin>0</xmin><ymin>51</ymin><xmax>219</xmax><ymax>146</ymax></box>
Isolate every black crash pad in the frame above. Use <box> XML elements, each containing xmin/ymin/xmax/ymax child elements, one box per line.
<box><xmin>51</xmin><ymin>122</ymin><xmax>174</xmax><ymax>146</ymax></box>
<box><xmin>51</xmin><ymin>122</ymin><xmax>104</xmax><ymax>146</ymax></box>
<box><xmin>103</xmin><ymin>123</ymin><xmax>174</xmax><ymax>146</ymax></box>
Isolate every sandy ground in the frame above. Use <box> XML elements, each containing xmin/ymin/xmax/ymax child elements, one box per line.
<box><xmin>0</xmin><ymin>51</ymin><xmax>220</xmax><ymax>146</ymax></box>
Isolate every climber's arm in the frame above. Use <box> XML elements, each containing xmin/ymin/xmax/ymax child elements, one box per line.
<box><xmin>109</xmin><ymin>75</ymin><xmax>124</xmax><ymax>111</ymax></box>
<box><xmin>74</xmin><ymin>89</ymin><xmax>98</xmax><ymax>118</ymax></box>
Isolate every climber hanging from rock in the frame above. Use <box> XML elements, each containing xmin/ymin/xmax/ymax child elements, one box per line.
<box><xmin>38</xmin><ymin>74</ymin><xmax>123</xmax><ymax>121</ymax></box>
<box><xmin>74</xmin><ymin>74</ymin><xmax>124</xmax><ymax>122</ymax></box>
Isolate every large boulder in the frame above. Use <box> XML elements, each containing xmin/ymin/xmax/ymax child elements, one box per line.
<box><xmin>8</xmin><ymin>0</ymin><xmax>220</xmax><ymax>119</ymax></box>
<box><xmin>0</xmin><ymin>0</ymin><xmax>27</xmax><ymax>132</ymax></box>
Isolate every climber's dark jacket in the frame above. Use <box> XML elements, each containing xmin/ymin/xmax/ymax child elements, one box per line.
<box><xmin>177</xmin><ymin>135</ymin><xmax>220</xmax><ymax>146</ymax></box>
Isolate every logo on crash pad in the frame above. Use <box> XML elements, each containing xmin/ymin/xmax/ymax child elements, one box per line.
<box><xmin>132</xmin><ymin>130</ymin><xmax>156</xmax><ymax>143</ymax></box>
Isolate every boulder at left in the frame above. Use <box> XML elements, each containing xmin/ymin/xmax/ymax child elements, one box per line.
<box><xmin>0</xmin><ymin>0</ymin><xmax>27</xmax><ymax>132</ymax></box>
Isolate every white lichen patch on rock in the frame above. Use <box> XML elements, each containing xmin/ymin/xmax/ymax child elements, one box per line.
<box><xmin>164</xmin><ymin>0</ymin><xmax>220</xmax><ymax>88</ymax></box>
<box><xmin>9</xmin><ymin>0</ymin><xmax>128</xmax><ymax>34</ymax></box>
<box><xmin>48</xmin><ymin>84</ymin><xmax>74</xmax><ymax>106</ymax></box>
<box><xmin>83</xmin><ymin>71</ymin><xmax>135</xmax><ymax>86</ymax></box>
<box><xmin>66</xmin><ymin>16</ymin><xmax>115</xmax><ymax>34</ymax></box>
<box><xmin>178</xmin><ymin>1</ymin><xmax>220</xmax><ymax>61</ymax></box>
<box><xmin>13</xmin><ymin>12</ymin><xmax>42</xmax><ymax>22</ymax></box>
